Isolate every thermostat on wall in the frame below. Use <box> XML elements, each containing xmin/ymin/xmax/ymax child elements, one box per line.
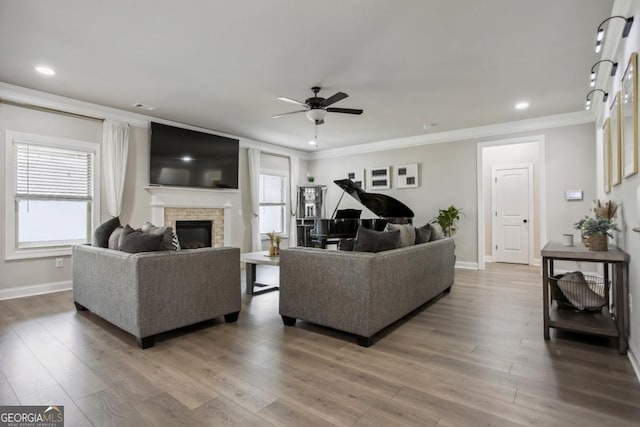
<box><xmin>565</xmin><ymin>190</ymin><xmax>583</xmax><ymax>201</ymax></box>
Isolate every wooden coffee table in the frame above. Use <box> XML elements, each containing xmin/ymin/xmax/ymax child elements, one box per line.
<box><xmin>241</xmin><ymin>251</ymin><xmax>280</xmax><ymax>295</ymax></box>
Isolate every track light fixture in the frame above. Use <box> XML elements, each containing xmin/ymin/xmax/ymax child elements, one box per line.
<box><xmin>595</xmin><ymin>16</ymin><xmax>634</xmax><ymax>53</ymax></box>
<box><xmin>585</xmin><ymin>89</ymin><xmax>609</xmax><ymax>110</ymax></box>
<box><xmin>589</xmin><ymin>59</ymin><xmax>618</xmax><ymax>87</ymax></box>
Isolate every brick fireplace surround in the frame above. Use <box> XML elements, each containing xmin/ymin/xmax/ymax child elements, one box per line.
<box><xmin>145</xmin><ymin>186</ymin><xmax>233</xmax><ymax>247</ymax></box>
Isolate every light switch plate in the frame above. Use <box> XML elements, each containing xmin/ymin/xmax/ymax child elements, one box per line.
<box><xmin>565</xmin><ymin>190</ymin><xmax>583</xmax><ymax>201</ymax></box>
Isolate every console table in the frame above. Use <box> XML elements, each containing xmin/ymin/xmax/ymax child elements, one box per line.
<box><xmin>541</xmin><ymin>241</ymin><xmax>629</xmax><ymax>354</ymax></box>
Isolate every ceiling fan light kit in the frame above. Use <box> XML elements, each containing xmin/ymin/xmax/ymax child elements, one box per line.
<box><xmin>274</xmin><ymin>86</ymin><xmax>363</xmax><ymax>125</ymax></box>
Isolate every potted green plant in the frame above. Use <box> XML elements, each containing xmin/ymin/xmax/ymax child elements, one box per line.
<box><xmin>574</xmin><ymin>216</ymin><xmax>619</xmax><ymax>251</ymax></box>
<box><xmin>431</xmin><ymin>205</ymin><xmax>463</xmax><ymax>237</ymax></box>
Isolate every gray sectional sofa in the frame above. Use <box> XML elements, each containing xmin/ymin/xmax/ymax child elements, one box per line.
<box><xmin>279</xmin><ymin>237</ymin><xmax>455</xmax><ymax>346</ymax></box>
<box><xmin>72</xmin><ymin>244</ymin><xmax>241</xmax><ymax>348</ymax></box>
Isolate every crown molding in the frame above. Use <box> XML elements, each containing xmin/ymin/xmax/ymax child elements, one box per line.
<box><xmin>0</xmin><ymin>82</ymin><xmax>310</xmax><ymax>159</ymax></box>
<box><xmin>309</xmin><ymin>110</ymin><xmax>595</xmax><ymax>160</ymax></box>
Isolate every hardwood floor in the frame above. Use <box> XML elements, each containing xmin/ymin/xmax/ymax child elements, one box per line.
<box><xmin>1</xmin><ymin>263</ymin><xmax>639</xmax><ymax>426</ymax></box>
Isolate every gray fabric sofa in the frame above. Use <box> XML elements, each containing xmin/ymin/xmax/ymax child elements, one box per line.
<box><xmin>72</xmin><ymin>245</ymin><xmax>241</xmax><ymax>348</ymax></box>
<box><xmin>279</xmin><ymin>238</ymin><xmax>455</xmax><ymax>346</ymax></box>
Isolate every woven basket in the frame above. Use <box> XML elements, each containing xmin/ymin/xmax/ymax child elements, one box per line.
<box><xmin>586</xmin><ymin>234</ymin><xmax>608</xmax><ymax>251</ymax></box>
<box><xmin>548</xmin><ymin>273</ymin><xmax>609</xmax><ymax>311</ymax></box>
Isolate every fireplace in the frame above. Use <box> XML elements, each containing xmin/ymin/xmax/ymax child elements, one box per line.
<box><xmin>176</xmin><ymin>220</ymin><xmax>213</xmax><ymax>249</ymax></box>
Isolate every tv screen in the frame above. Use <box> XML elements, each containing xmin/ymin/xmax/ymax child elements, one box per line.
<box><xmin>149</xmin><ymin>122</ymin><xmax>239</xmax><ymax>189</ymax></box>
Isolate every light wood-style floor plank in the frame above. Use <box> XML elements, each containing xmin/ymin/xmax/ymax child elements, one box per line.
<box><xmin>0</xmin><ymin>263</ymin><xmax>638</xmax><ymax>426</ymax></box>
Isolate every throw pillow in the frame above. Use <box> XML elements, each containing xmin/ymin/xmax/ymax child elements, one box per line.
<box><xmin>338</xmin><ymin>238</ymin><xmax>355</xmax><ymax>251</ymax></box>
<box><xmin>414</xmin><ymin>223</ymin><xmax>432</xmax><ymax>244</ymax></box>
<box><xmin>119</xmin><ymin>224</ymin><xmax>164</xmax><ymax>253</ymax></box>
<box><xmin>430</xmin><ymin>223</ymin><xmax>445</xmax><ymax>241</ymax></box>
<box><xmin>108</xmin><ymin>226</ymin><xmax>124</xmax><ymax>250</ymax></box>
<box><xmin>141</xmin><ymin>221</ymin><xmax>181</xmax><ymax>251</ymax></box>
<box><xmin>353</xmin><ymin>226</ymin><xmax>400</xmax><ymax>253</ymax></box>
<box><xmin>93</xmin><ymin>216</ymin><xmax>121</xmax><ymax>248</ymax></box>
<box><xmin>384</xmin><ymin>223</ymin><xmax>416</xmax><ymax>247</ymax></box>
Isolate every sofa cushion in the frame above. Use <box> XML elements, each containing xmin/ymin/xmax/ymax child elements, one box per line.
<box><xmin>141</xmin><ymin>221</ymin><xmax>181</xmax><ymax>251</ymax></box>
<box><xmin>430</xmin><ymin>223</ymin><xmax>445</xmax><ymax>241</ymax></box>
<box><xmin>384</xmin><ymin>223</ymin><xmax>416</xmax><ymax>247</ymax></box>
<box><xmin>414</xmin><ymin>223</ymin><xmax>433</xmax><ymax>244</ymax></box>
<box><xmin>108</xmin><ymin>226</ymin><xmax>124</xmax><ymax>250</ymax></box>
<box><xmin>353</xmin><ymin>227</ymin><xmax>400</xmax><ymax>253</ymax></box>
<box><xmin>93</xmin><ymin>216</ymin><xmax>121</xmax><ymax>248</ymax></box>
<box><xmin>119</xmin><ymin>224</ymin><xmax>164</xmax><ymax>253</ymax></box>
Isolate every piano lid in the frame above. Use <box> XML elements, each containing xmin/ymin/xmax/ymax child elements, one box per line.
<box><xmin>333</xmin><ymin>179</ymin><xmax>414</xmax><ymax>218</ymax></box>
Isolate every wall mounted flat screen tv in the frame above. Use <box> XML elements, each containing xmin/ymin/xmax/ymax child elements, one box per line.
<box><xmin>150</xmin><ymin>122</ymin><xmax>239</xmax><ymax>189</ymax></box>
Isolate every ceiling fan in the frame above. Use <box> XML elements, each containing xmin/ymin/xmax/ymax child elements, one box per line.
<box><xmin>273</xmin><ymin>86</ymin><xmax>363</xmax><ymax>125</ymax></box>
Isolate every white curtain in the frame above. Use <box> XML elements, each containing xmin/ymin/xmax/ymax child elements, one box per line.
<box><xmin>102</xmin><ymin>120</ymin><xmax>130</xmax><ymax>217</ymax></box>
<box><xmin>248</xmin><ymin>147</ymin><xmax>262</xmax><ymax>252</ymax></box>
<box><xmin>288</xmin><ymin>155</ymin><xmax>299</xmax><ymax>246</ymax></box>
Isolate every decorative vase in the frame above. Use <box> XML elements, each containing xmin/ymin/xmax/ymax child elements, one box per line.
<box><xmin>268</xmin><ymin>243</ymin><xmax>276</xmax><ymax>257</ymax></box>
<box><xmin>586</xmin><ymin>234</ymin><xmax>608</xmax><ymax>251</ymax></box>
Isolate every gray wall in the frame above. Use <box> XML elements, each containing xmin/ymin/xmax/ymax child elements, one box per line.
<box><xmin>0</xmin><ymin>104</ymin><xmax>102</xmax><ymax>289</ymax></box>
<box><xmin>305</xmin><ymin>122</ymin><xmax>597</xmax><ymax>267</ymax></box>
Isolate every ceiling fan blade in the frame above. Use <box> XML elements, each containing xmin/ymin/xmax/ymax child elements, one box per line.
<box><xmin>277</xmin><ymin>97</ymin><xmax>308</xmax><ymax>107</ymax></box>
<box><xmin>272</xmin><ymin>110</ymin><xmax>307</xmax><ymax>118</ymax></box>
<box><xmin>326</xmin><ymin>107</ymin><xmax>363</xmax><ymax>115</ymax></box>
<box><xmin>320</xmin><ymin>92</ymin><xmax>348</xmax><ymax>107</ymax></box>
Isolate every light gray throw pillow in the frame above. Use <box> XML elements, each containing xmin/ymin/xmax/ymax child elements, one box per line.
<box><xmin>384</xmin><ymin>223</ymin><xmax>416</xmax><ymax>247</ymax></box>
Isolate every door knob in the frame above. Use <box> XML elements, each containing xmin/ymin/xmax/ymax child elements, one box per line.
<box><xmin>523</xmin><ymin>219</ymin><xmax>528</xmax><ymax>223</ymax></box>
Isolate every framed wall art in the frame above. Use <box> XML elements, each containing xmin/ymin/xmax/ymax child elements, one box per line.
<box><xmin>368</xmin><ymin>166</ymin><xmax>390</xmax><ymax>190</ymax></box>
<box><xmin>610</xmin><ymin>92</ymin><xmax>622</xmax><ymax>186</ymax></box>
<box><xmin>603</xmin><ymin>117</ymin><xmax>611</xmax><ymax>194</ymax></box>
<box><xmin>346</xmin><ymin>169</ymin><xmax>365</xmax><ymax>190</ymax></box>
<box><xmin>622</xmin><ymin>52</ymin><xmax>638</xmax><ymax>178</ymax></box>
<box><xmin>395</xmin><ymin>163</ymin><xmax>418</xmax><ymax>188</ymax></box>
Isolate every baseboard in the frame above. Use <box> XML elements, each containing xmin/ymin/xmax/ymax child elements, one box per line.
<box><xmin>628</xmin><ymin>343</ymin><xmax>640</xmax><ymax>383</ymax></box>
<box><xmin>531</xmin><ymin>258</ymin><xmax>541</xmax><ymax>266</ymax></box>
<box><xmin>0</xmin><ymin>280</ymin><xmax>72</xmax><ymax>301</ymax></box>
<box><xmin>484</xmin><ymin>256</ymin><xmax>494</xmax><ymax>263</ymax></box>
<box><xmin>455</xmin><ymin>261</ymin><xmax>479</xmax><ymax>270</ymax></box>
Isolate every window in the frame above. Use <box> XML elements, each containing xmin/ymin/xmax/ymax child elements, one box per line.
<box><xmin>5</xmin><ymin>132</ymin><xmax>100</xmax><ymax>260</ymax></box>
<box><xmin>259</xmin><ymin>173</ymin><xmax>287</xmax><ymax>234</ymax></box>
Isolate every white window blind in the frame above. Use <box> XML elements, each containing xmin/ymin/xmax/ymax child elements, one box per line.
<box><xmin>259</xmin><ymin>174</ymin><xmax>286</xmax><ymax>234</ymax></box>
<box><xmin>15</xmin><ymin>142</ymin><xmax>93</xmax><ymax>200</ymax></box>
<box><xmin>13</xmin><ymin>142</ymin><xmax>93</xmax><ymax>249</ymax></box>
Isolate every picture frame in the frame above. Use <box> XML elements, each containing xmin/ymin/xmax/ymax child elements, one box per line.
<box><xmin>622</xmin><ymin>52</ymin><xmax>638</xmax><ymax>178</ymax></box>
<box><xmin>346</xmin><ymin>169</ymin><xmax>365</xmax><ymax>190</ymax></box>
<box><xmin>395</xmin><ymin>163</ymin><xmax>418</xmax><ymax>188</ymax></box>
<box><xmin>603</xmin><ymin>117</ymin><xmax>611</xmax><ymax>194</ymax></box>
<box><xmin>368</xmin><ymin>166</ymin><xmax>390</xmax><ymax>190</ymax></box>
<box><xmin>610</xmin><ymin>92</ymin><xmax>622</xmax><ymax>186</ymax></box>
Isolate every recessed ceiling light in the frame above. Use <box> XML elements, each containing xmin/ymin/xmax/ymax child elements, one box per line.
<box><xmin>181</xmin><ymin>156</ymin><xmax>192</xmax><ymax>162</ymax></box>
<box><xmin>35</xmin><ymin>66</ymin><xmax>55</xmax><ymax>76</ymax></box>
<box><xmin>515</xmin><ymin>101</ymin><xmax>529</xmax><ymax>110</ymax></box>
<box><xmin>308</xmin><ymin>140</ymin><xmax>317</xmax><ymax>145</ymax></box>
<box><xmin>422</xmin><ymin>123</ymin><xmax>438</xmax><ymax>130</ymax></box>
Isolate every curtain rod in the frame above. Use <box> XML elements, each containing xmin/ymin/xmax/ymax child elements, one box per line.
<box><xmin>0</xmin><ymin>97</ymin><xmax>104</xmax><ymax>122</ymax></box>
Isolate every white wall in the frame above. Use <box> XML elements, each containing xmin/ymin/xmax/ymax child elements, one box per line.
<box><xmin>594</xmin><ymin>0</ymin><xmax>640</xmax><ymax>376</ymax></box>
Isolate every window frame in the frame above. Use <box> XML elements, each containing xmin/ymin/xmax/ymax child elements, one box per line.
<box><xmin>258</xmin><ymin>168</ymin><xmax>288</xmax><ymax>238</ymax></box>
<box><xmin>4</xmin><ymin>131</ymin><xmax>101</xmax><ymax>260</ymax></box>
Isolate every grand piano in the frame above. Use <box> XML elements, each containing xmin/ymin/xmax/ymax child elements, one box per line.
<box><xmin>306</xmin><ymin>179</ymin><xmax>414</xmax><ymax>248</ymax></box>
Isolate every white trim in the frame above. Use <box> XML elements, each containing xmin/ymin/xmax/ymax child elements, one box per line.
<box><xmin>477</xmin><ymin>135</ymin><xmax>546</xmax><ymax>270</ymax></box>
<box><xmin>0</xmin><ymin>82</ymin><xmax>311</xmax><ymax>160</ymax></box>
<box><xmin>455</xmin><ymin>261</ymin><xmax>479</xmax><ymax>270</ymax></box>
<box><xmin>0</xmin><ymin>280</ymin><xmax>72</xmax><ymax>301</ymax></box>
<box><xmin>629</xmin><ymin>344</ymin><xmax>640</xmax><ymax>383</ymax></box>
<box><xmin>310</xmin><ymin>111</ymin><xmax>593</xmax><ymax>160</ymax></box>
<box><xmin>5</xmin><ymin>131</ymin><xmax>101</xmax><ymax>261</ymax></box>
<box><xmin>484</xmin><ymin>256</ymin><xmax>494</xmax><ymax>263</ymax></box>
<box><xmin>532</xmin><ymin>258</ymin><xmax>541</xmax><ymax>267</ymax></box>
<box><xmin>491</xmin><ymin>163</ymin><xmax>534</xmax><ymax>266</ymax></box>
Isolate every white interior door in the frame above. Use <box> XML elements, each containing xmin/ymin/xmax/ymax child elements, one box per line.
<box><xmin>492</xmin><ymin>164</ymin><xmax>532</xmax><ymax>264</ymax></box>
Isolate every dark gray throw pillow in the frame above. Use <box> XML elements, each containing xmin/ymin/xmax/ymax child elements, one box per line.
<box><xmin>141</xmin><ymin>221</ymin><xmax>181</xmax><ymax>251</ymax></box>
<box><xmin>414</xmin><ymin>223</ymin><xmax>433</xmax><ymax>244</ymax></box>
<box><xmin>119</xmin><ymin>224</ymin><xmax>164</xmax><ymax>253</ymax></box>
<box><xmin>353</xmin><ymin>226</ymin><xmax>400</xmax><ymax>253</ymax></box>
<box><xmin>93</xmin><ymin>216</ymin><xmax>121</xmax><ymax>248</ymax></box>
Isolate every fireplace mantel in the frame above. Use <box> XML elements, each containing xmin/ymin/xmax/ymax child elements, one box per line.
<box><xmin>145</xmin><ymin>186</ymin><xmax>233</xmax><ymax>246</ymax></box>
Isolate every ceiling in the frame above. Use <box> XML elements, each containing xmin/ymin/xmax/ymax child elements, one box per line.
<box><xmin>0</xmin><ymin>0</ymin><xmax>613</xmax><ymax>151</ymax></box>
